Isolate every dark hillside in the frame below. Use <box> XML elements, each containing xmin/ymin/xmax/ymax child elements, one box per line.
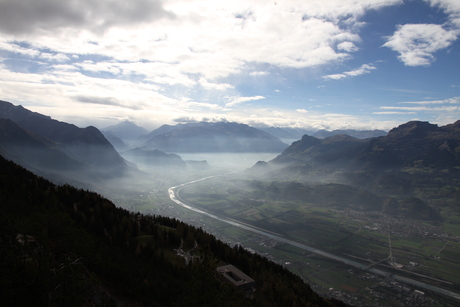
<box><xmin>0</xmin><ymin>100</ymin><xmax>129</xmax><ymax>178</ymax></box>
<box><xmin>0</xmin><ymin>156</ymin><xmax>344</xmax><ymax>307</ymax></box>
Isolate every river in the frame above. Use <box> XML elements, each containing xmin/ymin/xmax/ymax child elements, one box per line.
<box><xmin>167</xmin><ymin>175</ymin><xmax>460</xmax><ymax>301</ymax></box>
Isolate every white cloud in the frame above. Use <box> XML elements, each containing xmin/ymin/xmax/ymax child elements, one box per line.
<box><xmin>226</xmin><ymin>95</ymin><xmax>265</xmax><ymax>107</ymax></box>
<box><xmin>323</xmin><ymin>63</ymin><xmax>376</xmax><ymax>80</ymax></box>
<box><xmin>0</xmin><ymin>41</ymin><xmax>39</xmax><ymax>57</ymax></box>
<box><xmin>373</xmin><ymin>111</ymin><xmax>416</xmax><ymax>115</ymax></box>
<box><xmin>379</xmin><ymin>105</ymin><xmax>460</xmax><ymax>112</ymax></box>
<box><xmin>376</xmin><ymin>96</ymin><xmax>460</xmax><ymax>120</ymax></box>
<box><xmin>337</xmin><ymin>41</ymin><xmax>359</xmax><ymax>52</ymax></box>
<box><xmin>383</xmin><ymin>23</ymin><xmax>457</xmax><ymax>66</ymax></box>
<box><xmin>39</xmin><ymin>52</ymin><xmax>70</xmax><ymax>62</ymax></box>
<box><xmin>1</xmin><ymin>0</ymin><xmax>446</xmax><ymax>131</ymax></box>
<box><xmin>249</xmin><ymin>71</ymin><xmax>269</xmax><ymax>76</ymax></box>
<box><xmin>0</xmin><ymin>0</ymin><xmax>400</xmax><ymax>82</ymax></box>
<box><xmin>199</xmin><ymin>78</ymin><xmax>234</xmax><ymax>91</ymax></box>
<box><xmin>399</xmin><ymin>97</ymin><xmax>460</xmax><ymax>104</ymax></box>
<box><xmin>425</xmin><ymin>0</ymin><xmax>460</xmax><ymax>28</ymax></box>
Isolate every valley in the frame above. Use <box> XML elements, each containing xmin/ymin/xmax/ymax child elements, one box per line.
<box><xmin>2</xmin><ymin>100</ymin><xmax>460</xmax><ymax>306</ymax></box>
<box><xmin>110</xmin><ymin>169</ymin><xmax>460</xmax><ymax>306</ymax></box>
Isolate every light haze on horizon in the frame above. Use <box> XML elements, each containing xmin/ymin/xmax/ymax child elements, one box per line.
<box><xmin>0</xmin><ymin>0</ymin><xmax>459</xmax><ymax>131</ymax></box>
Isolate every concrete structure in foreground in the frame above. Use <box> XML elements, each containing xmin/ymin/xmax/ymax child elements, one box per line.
<box><xmin>216</xmin><ymin>264</ymin><xmax>256</xmax><ymax>296</ymax></box>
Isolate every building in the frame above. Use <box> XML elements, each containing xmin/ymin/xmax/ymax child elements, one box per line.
<box><xmin>216</xmin><ymin>264</ymin><xmax>256</xmax><ymax>296</ymax></box>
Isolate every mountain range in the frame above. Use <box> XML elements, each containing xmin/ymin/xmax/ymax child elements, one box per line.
<box><xmin>246</xmin><ymin>120</ymin><xmax>460</xmax><ymax>220</ymax></box>
<box><xmin>101</xmin><ymin>120</ymin><xmax>387</xmax><ymax>155</ymax></box>
<box><xmin>140</xmin><ymin>121</ymin><xmax>289</xmax><ymax>153</ymax></box>
<box><xmin>311</xmin><ymin>129</ymin><xmax>387</xmax><ymax>139</ymax></box>
<box><xmin>102</xmin><ymin>120</ymin><xmax>149</xmax><ymax>143</ymax></box>
<box><xmin>0</xmin><ymin>100</ymin><xmax>131</xmax><ymax>184</ymax></box>
<box><xmin>257</xmin><ymin>127</ymin><xmax>386</xmax><ymax>143</ymax></box>
<box><xmin>272</xmin><ymin>120</ymin><xmax>460</xmax><ymax>173</ymax></box>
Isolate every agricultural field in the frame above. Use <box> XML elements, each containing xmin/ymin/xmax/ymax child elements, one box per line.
<box><xmin>111</xmin><ymin>170</ymin><xmax>460</xmax><ymax>306</ymax></box>
<box><xmin>175</xmin><ymin>176</ymin><xmax>460</xmax><ymax>295</ymax></box>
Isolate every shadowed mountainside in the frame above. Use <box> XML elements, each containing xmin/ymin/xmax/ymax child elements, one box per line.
<box><xmin>0</xmin><ymin>155</ymin><xmax>345</xmax><ymax>307</ymax></box>
<box><xmin>246</xmin><ymin>120</ymin><xmax>460</xmax><ymax>219</ymax></box>
<box><xmin>272</xmin><ymin>120</ymin><xmax>460</xmax><ymax>173</ymax></box>
<box><xmin>0</xmin><ymin>100</ymin><xmax>130</xmax><ymax>180</ymax></box>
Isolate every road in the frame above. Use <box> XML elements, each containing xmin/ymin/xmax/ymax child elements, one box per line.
<box><xmin>167</xmin><ymin>175</ymin><xmax>460</xmax><ymax>301</ymax></box>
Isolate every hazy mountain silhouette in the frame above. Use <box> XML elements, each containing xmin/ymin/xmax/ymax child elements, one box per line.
<box><xmin>0</xmin><ymin>118</ymin><xmax>80</xmax><ymax>171</ymax></box>
<box><xmin>312</xmin><ymin>129</ymin><xmax>387</xmax><ymax>139</ymax></box>
<box><xmin>122</xmin><ymin>147</ymin><xmax>186</xmax><ymax>168</ymax></box>
<box><xmin>102</xmin><ymin>120</ymin><xmax>149</xmax><ymax>142</ymax></box>
<box><xmin>141</xmin><ymin>121</ymin><xmax>288</xmax><ymax>153</ymax></box>
<box><xmin>258</xmin><ymin>127</ymin><xmax>315</xmax><ymax>142</ymax></box>
<box><xmin>101</xmin><ymin>130</ymin><xmax>130</xmax><ymax>151</ymax></box>
<box><xmin>0</xmin><ymin>100</ymin><xmax>130</xmax><ymax>179</ymax></box>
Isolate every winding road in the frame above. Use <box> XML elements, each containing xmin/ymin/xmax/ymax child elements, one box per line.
<box><xmin>168</xmin><ymin>175</ymin><xmax>460</xmax><ymax>301</ymax></box>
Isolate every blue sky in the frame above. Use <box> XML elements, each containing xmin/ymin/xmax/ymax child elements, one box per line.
<box><xmin>0</xmin><ymin>0</ymin><xmax>459</xmax><ymax>131</ymax></box>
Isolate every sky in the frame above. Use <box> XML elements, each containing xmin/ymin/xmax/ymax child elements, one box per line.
<box><xmin>0</xmin><ymin>0</ymin><xmax>459</xmax><ymax>131</ymax></box>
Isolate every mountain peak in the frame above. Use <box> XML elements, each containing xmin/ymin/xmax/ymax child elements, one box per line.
<box><xmin>103</xmin><ymin>120</ymin><xmax>149</xmax><ymax>140</ymax></box>
<box><xmin>387</xmin><ymin>121</ymin><xmax>439</xmax><ymax>139</ymax></box>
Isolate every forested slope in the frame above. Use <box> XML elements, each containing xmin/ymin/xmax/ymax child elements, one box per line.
<box><xmin>0</xmin><ymin>156</ymin><xmax>344</xmax><ymax>307</ymax></box>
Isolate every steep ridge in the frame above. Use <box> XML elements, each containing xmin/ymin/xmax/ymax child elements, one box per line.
<box><xmin>0</xmin><ymin>100</ymin><xmax>129</xmax><ymax>178</ymax></box>
<box><xmin>0</xmin><ymin>118</ymin><xmax>80</xmax><ymax>172</ymax></box>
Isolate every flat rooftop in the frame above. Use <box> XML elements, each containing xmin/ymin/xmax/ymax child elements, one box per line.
<box><xmin>216</xmin><ymin>264</ymin><xmax>255</xmax><ymax>288</ymax></box>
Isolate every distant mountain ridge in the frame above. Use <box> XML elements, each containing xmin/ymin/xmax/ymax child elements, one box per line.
<box><xmin>312</xmin><ymin>129</ymin><xmax>387</xmax><ymax>139</ymax></box>
<box><xmin>272</xmin><ymin>120</ymin><xmax>460</xmax><ymax>172</ymax></box>
<box><xmin>0</xmin><ymin>100</ymin><xmax>130</xmax><ymax>182</ymax></box>
<box><xmin>121</xmin><ymin>147</ymin><xmax>186</xmax><ymax>168</ymax></box>
<box><xmin>257</xmin><ymin>127</ymin><xmax>315</xmax><ymax>142</ymax></box>
<box><xmin>247</xmin><ymin>120</ymin><xmax>460</xmax><ymax>219</ymax></box>
<box><xmin>102</xmin><ymin>120</ymin><xmax>149</xmax><ymax>142</ymax></box>
<box><xmin>141</xmin><ymin>121</ymin><xmax>289</xmax><ymax>153</ymax></box>
<box><xmin>257</xmin><ymin>126</ymin><xmax>387</xmax><ymax>143</ymax></box>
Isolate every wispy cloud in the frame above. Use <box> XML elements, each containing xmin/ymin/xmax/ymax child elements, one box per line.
<box><xmin>323</xmin><ymin>63</ymin><xmax>376</xmax><ymax>80</ymax></box>
<box><xmin>379</xmin><ymin>105</ymin><xmax>460</xmax><ymax>112</ymax></box>
<box><xmin>199</xmin><ymin>78</ymin><xmax>234</xmax><ymax>91</ymax></box>
<box><xmin>226</xmin><ymin>95</ymin><xmax>265</xmax><ymax>107</ymax></box>
<box><xmin>399</xmin><ymin>97</ymin><xmax>460</xmax><ymax>104</ymax></box>
<box><xmin>376</xmin><ymin>96</ymin><xmax>460</xmax><ymax>117</ymax></box>
<box><xmin>373</xmin><ymin>111</ymin><xmax>416</xmax><ymax>115</ymax></box>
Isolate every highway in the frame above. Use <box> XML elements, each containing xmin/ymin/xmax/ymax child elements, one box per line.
<box><xmin>167</xmin><ymin>175</ymin><xmax>460</xmax><ymax>301</ymax></box>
